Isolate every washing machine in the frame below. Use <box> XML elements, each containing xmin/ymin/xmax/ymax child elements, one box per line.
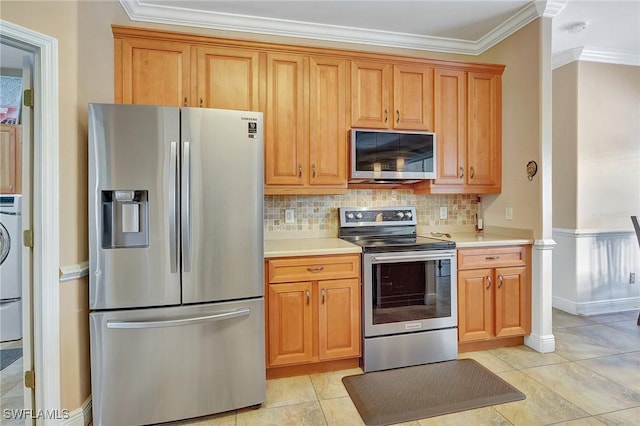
<box><xmin>0</xmin><ymin>195</ymin><xmax>22</xmax><ymax>342</ymax></box>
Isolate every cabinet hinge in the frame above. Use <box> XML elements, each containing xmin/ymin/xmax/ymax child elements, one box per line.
<box><xmin>23</xmin><ymin>229</ymin><xmax>33</xmax><ymax>248</ymax></box>
<box><xmin>24</xmin><ymin>370</ymin><xmax>35</xmax><ymax>389</ymax></box>
<box><xmin>23</xmin><ymin>89</ymin><xmax>34</xmax><ymax>107</ymax></box>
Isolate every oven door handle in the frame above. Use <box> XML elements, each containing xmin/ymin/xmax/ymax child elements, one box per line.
<box><xmin>371</xmin><ymin>253</ymin><xmax>455</xmax><ymax>262</ymax></box>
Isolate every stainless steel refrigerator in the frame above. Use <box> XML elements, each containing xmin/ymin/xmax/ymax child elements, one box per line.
<box><xmin>88</xmin><ymin>104</ymin><xmax>265</xmax><ymax>426</ymax></box>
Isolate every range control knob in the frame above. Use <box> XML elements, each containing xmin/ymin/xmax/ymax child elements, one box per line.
<box><xmin>396</xmin><ymin>211</ymin><xmax>405</xmax><ymax>219</ymax></box>
<box><xmin>346</xmin><ymin>212</ymin><xmax>354</xmax><ymax>219</ymax></box>
<box><xmin>404</xmin><ymin>211</ymin><xmax>413</xmax><ymax>219</ymax></box>
<box><xmin>355</xmin><ymin>212</ymin><xmax>363</xmax><ymax>219</ymax></box>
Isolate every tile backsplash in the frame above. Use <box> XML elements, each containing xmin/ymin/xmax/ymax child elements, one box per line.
<box><xmin>264</xmin><ymin>190</ymin><xmax>478</xmax><ymax>232</ymax></box>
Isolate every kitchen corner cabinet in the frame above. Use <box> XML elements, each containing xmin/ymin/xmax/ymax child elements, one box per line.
<box><xmin>414</xmin><ymin>70</ymin><xmax>503</xmax><ymax>194</ymax></box>
<box><xmin>264</xmin><ymin>54</ymin><xmax>348</xmax><ymax>193</ymax></box>
<box><xmin>457</xmin><ymin>245</ymin><xmax>531</xmax><ymax>350</ymax></box>
<box><xmin>266</xmin><ymin>254</ymin><xmax>361</xmax><ymax>369</ymax></box>
<box><xmin>0</xmin><ymin>125</ymin><xmax>22</xmax><ymax>194</ymax></box>
<box><xmin>350</xmin><ymin>61</ymin><xmax>433</xmax><ymax>130</ymax></box>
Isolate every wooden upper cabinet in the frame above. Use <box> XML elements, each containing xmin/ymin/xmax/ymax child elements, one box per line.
<box><xmin>264</xmin><ymin>52</ymin><xmax>306</xmax><ymax>186</ymax></box>
<box><xmin>467</xmin><ymin>72</ymin><xmax>501</xmax><ymax>190</ymax></box>
<box><xmin>115</xmin><ymin>37</ymin><xmax>190</xmax><ymax>106</ymax></box>
<box><xmin>351</xmin><ymin>61</ymin><xmax>433</xmax><ymax>130</ymax></box>
<box><xmin>308</xmin><ymin>56</ymin><xmax>348</xmax><ymax>187</ymax></box>
<box><xmin>393</xmin><ymin>64</ymin><xmax>433</xmax><ymax>130</ymax></box>
<box><xmin>0</xmin><ymin>125</ymin><xmax>21</xmax><ymax>194</ymax></box>
<box><xmin>192</xmin><ymin>46</ymin><xmax>260</xmax><ymax>110</ymax></box>
<box><xmin>414</xmin><ymin>69</ymin><xmax>502</xmax><ymax>194</ymax></box>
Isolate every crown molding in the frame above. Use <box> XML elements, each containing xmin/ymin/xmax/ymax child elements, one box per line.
<box><xmin>553</xmin><ymin>46</ymin><xmax>640</xmax><ymax>69</ymax></box>
<box><xmin>118</xmin><ymin>0</ymin><xmax>543</xmax><ymax>56</ymax></box>
<box><xmin>539</xmin><ymin>0</ymin><xmax>569</xmax><ymax>18</ymax></box>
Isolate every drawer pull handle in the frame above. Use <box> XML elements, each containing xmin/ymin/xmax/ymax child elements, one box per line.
<box><xmin>486</xmin><ymin>276</ymin><xmax>492</xmax><ymax>289</ymax></box>
<box><xmin>485</xmin><ymin>256</ymin><xmax>500</xmax><ymax>260</ymax></box>
<box><xmin>321</xmin><ymin>289</ymin><xmax>325</xmax><ymax>304</ymax></box>
<box><xmin>307</xmin><ymin>266</ymin><xmax>324</xmax><ymax>272</ymax></box>
<box><xmin>306</xmin><ymin>290</ymin><xmax>310</xmax><ymax>305</ymax></box>
<box><xmin>498</xmin><ymin>275</ymin><xmax>504</xmax><ymax>288</ymax></box>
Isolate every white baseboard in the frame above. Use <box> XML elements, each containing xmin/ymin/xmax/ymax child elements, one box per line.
<box><xmin>553</xmin><ymin>295</ymin><xmax>640</xmax><ymax>316</ymax></box>
<box><xmin>525</xmin><ymin>333</ymin><xmax>556</xmax><ymax>353</ymax></box>
<box><xmin>61</xmin><ymin>397</ymin><xmax>91</xmax><ymax>426</ymax></box>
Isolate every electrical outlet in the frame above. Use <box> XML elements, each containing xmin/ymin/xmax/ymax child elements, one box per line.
<box><xmin>439</xmin><ymin>206</ymin><xmax>448</xmax><ymax>220</ymax></box>
<box><xmin>285</xmin><ymin>209</ymin><xmax>295</xmax><ymax>224</ymax></box>
<box><xmin>630</xmin><ymin>273</ymin><xmax>636</xmax><ymax>284</ymax></box>
<box><xmin>505</xmin><ymin>207</ymin><xmax>513</xmax><ymax>220</ymax></box>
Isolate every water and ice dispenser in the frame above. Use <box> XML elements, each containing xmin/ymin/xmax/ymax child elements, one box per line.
<box><xmin>101</xmin><ymin>190</ymin><xmax>149</xmax><ymax>248</ymax></box>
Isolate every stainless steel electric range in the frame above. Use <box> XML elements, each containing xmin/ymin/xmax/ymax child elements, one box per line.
<box><xmin>339</xmin><ymin>206</ymin><xmax>458</xmax><ymax>372</ymax></box>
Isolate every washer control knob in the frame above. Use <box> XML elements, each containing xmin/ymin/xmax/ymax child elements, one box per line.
<box><xmin>404</xmin><ymin>211</ymin><xmax>413</xmax><ymax>219</ymax></box>
<box><xmin>396</xmin><ymin>211</ymin><xmax>405</xmax><ymax>218</ymax></box>
<box><xmin>346</xmin><ymin>212</ymin><xmax>354</xmax><ymax>219</ymax></box>
<box><xmin>355</xmin><ymin>212</ymin><xmax>363</xmax><ymax>219</ymax></box>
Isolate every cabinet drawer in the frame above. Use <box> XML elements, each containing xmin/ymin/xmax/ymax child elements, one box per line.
<box><xmin>268</xmin><ymin>254</ymin><xmax>360</xmax><ymax>283</ymax></box>
<box><xmin>458</xmin><ymin>246</ymin><xmax>526</xmax><ymax>270</ymax></box>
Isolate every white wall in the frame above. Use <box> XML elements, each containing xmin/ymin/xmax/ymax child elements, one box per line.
<box><xmin>553</xmin><ymin>61</ymin><xmax>640</xmax><ymax>315</ymax></box>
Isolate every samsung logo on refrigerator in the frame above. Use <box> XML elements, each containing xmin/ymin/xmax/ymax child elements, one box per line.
<box><xmin>241</xmin><ymin>117</ymin><xmax>258</xmax><ymax>121</ymax></box>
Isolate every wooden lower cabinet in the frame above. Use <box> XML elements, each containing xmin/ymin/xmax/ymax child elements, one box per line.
<box><xmin>0</xmin><ymin>124</ymin><xmax>22</xmax><ymax>194</ymax></box>
<box><xmin>457</xmin><ymin>246</ymin><xmax>531</xmax><ymax>351</ymax></box>
<box><xmin>266</xmin><ymin>254</ymin><xmax>361</xmax><ymax>374</ymax></box>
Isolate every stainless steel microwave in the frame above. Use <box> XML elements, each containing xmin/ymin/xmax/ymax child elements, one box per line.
<box><xmin>349</xmin><ymin>129</ymin><xmax>436</xmax><ymax>183</ymax></box>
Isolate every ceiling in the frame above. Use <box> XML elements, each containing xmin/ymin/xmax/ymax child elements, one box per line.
<box><xmin>2</xmin><ymin>1</ymin><xmax>638</xmax><ymax>69</ymax></box>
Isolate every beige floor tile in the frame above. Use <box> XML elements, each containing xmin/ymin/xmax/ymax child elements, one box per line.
<box><xmin>553</xmin><ymin>309</ymin><xmax>597</xmax><ymax>329</ymax></box>
<box><xmin>492</xmin><ymin>370</ymin><xmax>589</xmax><ymax>425</ymax></box>
<box><xmin>458</xmin><ymin>351</ymin><xmax>515</xmax><ymax>374</ymax></box>
<box><xmin>520</xmin><ymin>362</ymin><xmax>640</xmax><ymax>415</ymax></box>
<box><xmin>566</xmin><ymin>324</ymin><xmax>640</xmax><ymax>353</ymax></box>
<box><xmin>417</xmin><ymin>406</ymin><xmax>511</xmax><ymax>425</ymax></box>
<box><xmin>236</xmin><ymin>402</ymin><xmax>326</xmax><ymax>426</ymax></box>
<box><xmin>577</xmin><ymin>352</ymin><xmax>640</xmax><ymax>393</ymax></box>
<box><xmin>596</xmin><ymin>406</ymin><xmax>640</xmax><ymax>425</ymax></box>
<box><xmin>549</xmin><ymin>417</ymin><xmax>607</xmax><ymax>425</ymax></box>
<box><xmin>265</xmin><ymin>375</ymin><xmax>318</xmax><ymax>409</ymax></box>
<box><xmin>600</xmin><ymin>319</ymin><xmax>640</xmax><ymax>337</ymax></box>
<box><xmin>588</xmin><ymin>312</ymin><xmax>639</xmax><ymax>324</ymax></box>
<box><xmin>0</xmin><ymin>359</ymin><xmax>23</xmax><ymax>396</ymax></box>
<box><xmin>318</xmin><ymin>397</ymin><xmax>365</xmax><ymax>426</ymax></box>
<box><xmin>552</xmin><ymin>328</ymin><xmax>620</xmax><ymax>361</ymax></box>
<box><xmin>310</xmin><ymin>368</ymin><xmax>362</xmax><ymax>400</ymax></box>
<box><xmin>488</xmin><ymin>345</ymin><xmax>569</xmax><ymax>370</ymax></box>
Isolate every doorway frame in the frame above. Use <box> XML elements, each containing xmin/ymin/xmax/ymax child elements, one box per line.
<box><xmin>0</xmin><ymin>19</ymin><xmax>60</xmax><ymax>419</ymax></box>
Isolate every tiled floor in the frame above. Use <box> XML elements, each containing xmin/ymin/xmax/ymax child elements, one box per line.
<box><xmin>0</xmin><ymin>339</ymin><xmax>24</xmax><ymax>426</ymax></box>
<box><xmin>2</xmin><ymin>310</ymin><xmax>639</xmax><ymax>425</ymax></box>
<box><xmin>174</xmin><ymin>309</ymin><xmax>640</xmax><ymax>426</ymax></box>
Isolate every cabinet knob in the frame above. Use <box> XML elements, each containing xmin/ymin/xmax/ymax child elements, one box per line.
<box><xmin>321</xmin><ymin>288</ymin><xmax>325</xmax><ymax>304</ymax></box>
<box><xmin>298</xmin><ymin>164</ymin><xmax>303</xmax><ymax>178</ymax></box>
<box><xmin>470</xmin><ymin>166</ymin><xmax>475</xmax><ymax>179</ymax></box>
<box><xmin>384</xmin><ymin>109</ymin><xmax>388</xmax><ymax>123</ymax></box>
<box><xmin>199</xmin><ymin>98</ymin><xmax>204</xmax><ymax>108</ymax></box>
<box><xmin>312</xmin><ymin>164</ymin><xmax>317</xmax><ymax>178</ymax></box>
<box><xmin>459</xmin><ymin>167</ymin><xmax>464</xmax><ymax>179</ymax></box>
<box><xmin>486</xmin><ymin>276</ymin><xmax>492</xmax><ymax>289</ymax></box>
<box><xmin>307</xmin><ymin>266</ymin><xmax>324</xmax><ymax>273</ymax></box>
<box><xmin>305</xmin><ymin>290</ymin><xmax>310</xmax><ymax>305</ymax></box>
<box><xmin>498</xmin><ymin>275</ymin><xmax>504</xmax><ymax>288</ymax></box>
<box><xmin>485</xmin><ymin>256</ymin><xmax>500</xmax><ymax>260</ymax></box>
<box><xmin>396</xmin><ymin>110</ymin><xmax>400</xmax><ymax>124</ymax></box>
<box><xmin>183</xmin><ymin>97</ymin><xmax>188</xmax><ymax>107</ymax></box>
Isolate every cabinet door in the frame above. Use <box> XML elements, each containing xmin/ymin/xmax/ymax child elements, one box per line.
<box><xmin>0</xmin><ymin>125</ymin><xmax>20</xmax><ymax>194</ymax></box>
<box><xmin>268</xmin><ymin>282</ymin><xmax>313</xmax><ymax>366</ymax></box>
<box><xmin>351</xmin><ymin>61</ymin><xmax>391</xmax><ymax>129</ymax></box>
<box><xmin>193</xmin><ymin>46</ymin><xmax>260</xmax><ymax>111</ymax></box>
<box><xmin>467</xmin><ymin>72</ymin><xmax>501</xmax><ymax>190</ymax></box>
<box><xmin>393</xmin><ymin>64</ymin><xmax>433</xmax><ymax>130</ymax></box>
<box><xmin>308</xmin><ymin>56</ymin><xmax>348</xmax><ymax>187</ymax></box>
<box><xmin>318</xmin><ymin>278</ymin><xmax>361</xmax><ymax>360</ymax></box>
<box><xmin>457</xmin><ymin>269</ymin><xmax>493</xmax><ymax>342</ymax></box>
<box><xmin>494</xmin><ymin>266</ymin><xmax>530</xmax><ymax>338</ymax></box>
<box><xmin>115</xmin><ymin>37</ymin><xmax>190</xmax><ymax>106</ymax></box>
<box><xmin>264</xmin><ymin>53</ymin><xmax>306</xmax><ymax>185</ymax></box>
<box><xmin>433</xmin><ymin>69</ymin><xmax>466</xmax><ymax>185</ymax></box>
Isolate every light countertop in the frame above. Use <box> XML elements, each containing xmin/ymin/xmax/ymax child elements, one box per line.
<box><xmin>420</xmin><ymin>231</ymin><xmax>533</xmax><ymax>248</ymax></box>
<box><xmin>264</xmin><ymin>238</ymin><xmax>362</xmax><ymax>258</ymax></box>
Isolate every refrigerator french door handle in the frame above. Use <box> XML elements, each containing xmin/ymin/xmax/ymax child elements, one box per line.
<box><xmin>182</xmin><ymin>140</ymin><xmax>192</xmax><ymax>272</ymax></box>
<box><xmin>106</xmin><ymin>307</ymin><xmax>251</xmax><ymax>329</ymax></box>
<box><xmin>169</xmin><ymin>141</ymin><xmax>179</xmax><ymax>273</ymax></box>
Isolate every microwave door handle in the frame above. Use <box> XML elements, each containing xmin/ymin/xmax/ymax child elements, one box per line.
<box><xmin>372</xmin><ymin>253</ymin><xmax>455</xmax><ymax>262</ymax></box>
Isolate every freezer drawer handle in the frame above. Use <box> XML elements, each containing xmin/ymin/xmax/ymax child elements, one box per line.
<box><xmin>106</xmin><ymin>307</ymin><xmax>251</xmax><ymax>329</ymax></box>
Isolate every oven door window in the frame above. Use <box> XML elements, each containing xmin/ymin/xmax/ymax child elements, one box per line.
<box><xmin>372</xmin><ymin>258</ymin><xmax>451</xmax><ymax>325</ymax></box>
